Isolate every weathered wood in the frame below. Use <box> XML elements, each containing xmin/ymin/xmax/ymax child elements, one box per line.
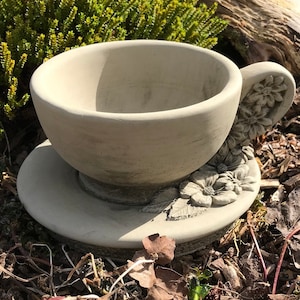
<box><xmin>203</xmin><ymin>0</ymin><xmax>300</xmax><ymax>76</ymax></box>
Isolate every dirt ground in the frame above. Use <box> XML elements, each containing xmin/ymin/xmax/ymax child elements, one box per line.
<box><xmin>0</xmin><ymin>87</ymin><xmax>299</xmax><ymax>299</ymax></box>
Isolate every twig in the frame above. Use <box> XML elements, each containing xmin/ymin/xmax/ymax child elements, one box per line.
<box><xmin>67</xmin><ymin>253</ymin><xmax>94</xmax><ymax>281</ymax></box>
<box><xmin>60</xmin><ymin>245</ymin><xmax>84</xmax><ymax>284</ymax></box>
<box><xmin>272</xmin><ymin>224</ymin><xmax>300</xmax><ymax>294</ymax></box>
<box><xmin>247</xmin><ymin>211</ymin><xmax>268</xmax><ymax>281</ymax></box>
<box><xmin>89</xmin><ymin>253</ymin><xmax>99</xmax><ymax>281</ymax></box>
<box><xmin>30</xmin><ymin>243</ymin><xmax>56</xmax><ymax>297</ymax></box>
<box><xmin>105</xmin><ymin>257</ymin><xmax>130</xmax><ymax>299</ymax></box>
<box><xmin>61</xmin><ymin>244</ymin><xmax>78</xmax><ymax>272</ymax></box>
<box><xmin>0</xmin><ymin>264</ymin><xmax>30</xmax><ymax>282</ymax></box>
<box><xmin>108</xmin><ymin>259</ymin><xmax>154</xmax><ymax>294</ymax></box>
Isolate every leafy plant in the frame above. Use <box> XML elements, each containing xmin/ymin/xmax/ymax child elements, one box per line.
<box><xmin>0</xmin><ymin>0</ymin><xmax>228</xmax><ymax>140</ymax></box>
<box><xmin>188</xmin><ymin>268</ymin><xmax>212</xmax><ymax>300</ymax></box>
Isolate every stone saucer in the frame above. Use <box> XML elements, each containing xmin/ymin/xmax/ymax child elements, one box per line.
<box><xmin>17</xmin><ymin>140</ymin><xmax>261</xmax><ymax>257</ymax></box>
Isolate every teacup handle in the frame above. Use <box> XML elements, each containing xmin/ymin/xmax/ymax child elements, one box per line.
<box><xmin>223</xmin><ymin>61</ymin><xmax>296</xmax><ymax>151</ymax></box>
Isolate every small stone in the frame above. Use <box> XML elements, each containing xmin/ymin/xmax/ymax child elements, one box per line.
<box><xmin>179</xmin><ymin>181</ymin><xmax>202</xmax><ymax>199</ymax></box>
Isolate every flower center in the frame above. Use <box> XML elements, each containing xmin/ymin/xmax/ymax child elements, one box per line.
<box><xmin>248</xmin><ymin>115</ymin><xmax>258</xmax><ymax>125</ymax></box>
<box><xmin>203</xmin><ymin>186</ymin><xmax>215</xmax><ymax>196</ymax></box>
<box><xmin>262</xmin><ymin>87</ymin><xmax>272</xmax><ymax>96</ymax></box>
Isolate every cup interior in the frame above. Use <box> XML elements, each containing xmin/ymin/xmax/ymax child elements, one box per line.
<box><xmin>34</xmin><ymin>41</ymin><xmax>231</xmax><ymax>114</ymax></box>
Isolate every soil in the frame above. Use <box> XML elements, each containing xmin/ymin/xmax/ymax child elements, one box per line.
<box><xmin>0</xmin><ymin>88</ymin><xmax>299</xmax><ymax>299</ymax></box>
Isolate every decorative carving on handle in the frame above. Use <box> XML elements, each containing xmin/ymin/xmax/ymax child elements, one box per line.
<box><xmin>222</xmin><ymin>75</ymin><xmax>288</xmax><ymax>152</ymax></box>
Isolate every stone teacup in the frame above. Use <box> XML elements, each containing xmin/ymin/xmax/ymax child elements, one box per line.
<box><xmin>30</xmin><ymin>40</ymin><xmax>295</xmax><ymax>195</ymax></box>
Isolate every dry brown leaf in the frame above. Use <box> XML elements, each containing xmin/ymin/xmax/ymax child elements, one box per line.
<box><xmin>128</xmin><ymin>251</ymin><xmax>156</xmax><ymax>289</ymax></box>
<box><xmin>266</xmin><ymin>188</ymin><xmax>300</xmax><ymax>235</ymax></box>
<box><xmin>266</xmin><ymin>187</ymin><xmax>300</xmax><ymax>268</ymax></box>
<box><xmin>146</xmin><ymin>266</ymin><xmax>188</xmax><ymax>300</ymax></box>
<box><xmin>142</xmin><ymin>234</ymin><xmax>176</xmax><ymax>265</ymax></box>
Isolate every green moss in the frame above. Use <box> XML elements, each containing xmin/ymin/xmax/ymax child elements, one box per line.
<box><xmin>0</xmin><ymin>0</ymin><xmax>228</xmax><ymax>138</ymax></box>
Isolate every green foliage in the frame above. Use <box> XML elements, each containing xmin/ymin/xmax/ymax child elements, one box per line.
<box><xmin>188</xmin><ymin>269</ymin><xmax>212</xmax><ymax>300</ymax></box>
<box><xmin>0</xmin><ymin>0</ymin><xmax>228</xmax><ymax>138</ymax></box>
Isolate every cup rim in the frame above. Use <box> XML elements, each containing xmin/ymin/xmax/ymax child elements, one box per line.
<box><xmin>30</xmin><ymin>39</ymin><xmax>242</xmax><ymax>121</ymax></box>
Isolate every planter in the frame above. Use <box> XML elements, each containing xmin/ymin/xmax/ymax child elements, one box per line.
<box><xmin>17</xmin><ymin>40</ymin><xmax>295</xmax><ymax>256</ymax></box>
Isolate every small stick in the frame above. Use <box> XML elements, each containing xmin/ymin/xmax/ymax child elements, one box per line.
<box><xmin>0</xmin><ymin>264</ymin><xmax>30</xmax><ymax>282</ymax></box>
<box><xmin>272</xmin><ymin>224</ymin><xmax>300</xmax><ymax>294</ymax></box>
<box><xmin>247</xmin><ymin>211</ymin><xmax>268</xmax><ymax>281</ymax></box>
<box><xmin>30</xmin><ymin>243</ymin><xmax>55</xmax><ymax>296</ymax></box>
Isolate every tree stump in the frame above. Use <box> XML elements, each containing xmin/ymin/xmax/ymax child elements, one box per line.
<box><xmin>203</xmin><ymin>0</ymin><xmax>300</xmax><ymax>76</ymax></box>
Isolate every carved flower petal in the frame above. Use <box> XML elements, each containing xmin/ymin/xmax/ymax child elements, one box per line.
<box><xmin>265</xmin><ymin>95</ymin><xmax>275</xmax><ymax>107</ymax></box>
<box><xmin>234</xmin><ymin>185</ymin><xmax>243</xmax><ymax>194</ymax></box>
<box><xmin>246</xmin><ymin>92</ymin><xmax>263</xmax><ymax>104</ymax></box>
<box><xmin>189</xmin><ymin>192</ymin><xmax>212</xmax><ymax>207</ymax></box>
<box><xmin>253</xmin><ymin>104</ymin><xmax>262</xmax><ymax>114</ymax></box>
<box><xmin>265</xmin><ymin>75</ymin><xmax>274</xmax><ymax>85</ymax></box>
<box><xmin>231</xmin><ymin>125</ymin><xmax>247</xmax><ymax>141</ymax></box>
<box><xmin>274</xmin><ymin>83</ymin><xmax>287</xmax><ymax>92</ymax></box>
<box><xmin>224</xmin><ymin>181</ymin><xmax>235</xmax><ymax>191</ymax></box>
<box><xmin>260</xmin><ymin>117</ymin><xmax>273</xmax><ymax>127</ymax></box>
<box><xmin>191</xmin><ymin>170</ymin><xmax>219</xmax><ymax>187</ymax></box>
<box><xmin>274</xmin><ymin>76</ymin><xmax>284</xmax><ymax>85</ymax></box>
<box><xmin>241</xmin><ymin>183</ymin><xmax>255</xmax><ymax>192</ymax></box>
<box><xmin>233</xmin><ymin>164</ymin><xmax>249</xmax><ymax>180</ymax></box>
<box><xmin>212</xmin><ymin>190</ymin><xmax>238</xmax><ymax>206</ymax></box>
<box><xmin>214</xmin><ymin>175</ymin><xmax>232</xmax><ymax>189</ymax></box>
<box><xmin>242</xmin><ymin>146</ymin><xmax>255</xmax><ymax>160</ymax></box>
<box><xmin>272</xmin><ymin>92</ymin><xmax>283</xmax><ymax>102</ymax></box>
<box><xmin>249</xmin><ymin>124</ymin><xmax>266</xmax><ymax>139</ymax></box>
<box><xmin>179</xmin><ymin>181</ymin><xmax>202</xmax><ymax>198</ymax></box>
<box><xmin>239</xmin><ymin>106</ymin><xmax>253</xmax><ymax>118</ymax></box>
<box><xmin>253</xmin><ymin>83</ymin><xmax>265</xmax><ymax>92</ymax></box>
<box><xmin>240</xmin><ymin>138</ymin><xmax>251</xmax><ymax>146</ymax></box>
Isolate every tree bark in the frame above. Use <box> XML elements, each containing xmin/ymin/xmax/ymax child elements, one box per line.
<box><xmin>203</xmin><ymin>0</ymin><xmax>300</xmax><ymax>76</ymax></box>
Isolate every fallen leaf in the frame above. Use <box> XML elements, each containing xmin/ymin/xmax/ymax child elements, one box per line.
<box><xmin>128</xmin><ymin>251</ymin><xmax>156</xmax><ymax>288</ymax></box>
<box><xmin>266</xmin><ymin>187</ymin><xmax>300</xmax><ymax>236</ymax></box>
<box><xmin>142</xmin><ymin>234</ymin><xmax>176</xmax><ymax>265</ymax></box>
<box><xmin>146</xmin><ymin>266</ymin><xmax>188</xmax><ymax>300</ymax></box>
<box><xmin>265</xmin><ymin>187</ymin><xmax>300</xmax><ymax>269</ymax></box>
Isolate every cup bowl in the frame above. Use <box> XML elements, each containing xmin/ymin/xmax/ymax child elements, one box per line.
<box><xmin>30</xmin><ymin>40</ymin><xmax>242</xmax><ymax>186</ymax></box>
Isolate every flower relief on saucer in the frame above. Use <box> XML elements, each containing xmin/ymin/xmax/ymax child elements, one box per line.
<box><xmin>142</xmin><ymin>74</ymin><xmax>289</xmax><ymax>220</ymax></box>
